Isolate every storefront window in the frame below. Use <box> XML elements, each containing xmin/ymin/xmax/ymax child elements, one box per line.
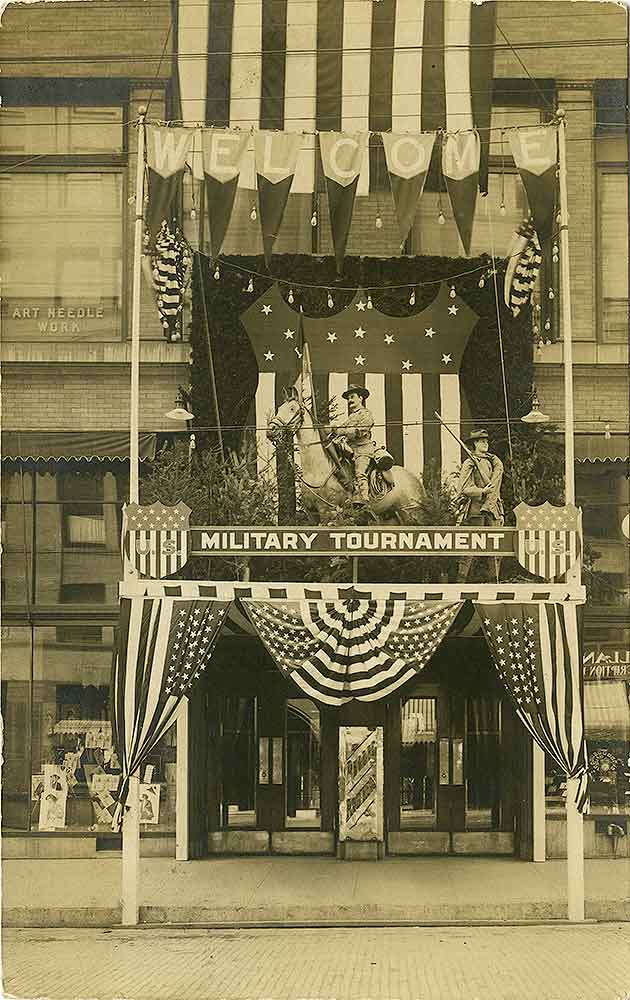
<box><xmin>1</xmin><ymin>627</ymin><xmax>33</xmax><ymax>830</ymax></box>
<box><xmin>1</xmin><ymin>469</ymin><xmax>33</xmax><ymax>608</ymax></box>
<box><xmin>286</xmin><ymin>698</ymin><xmax>321</xmax><ymax>829</ymax></box>
<box><xmin>598</xmin><ymin>171</ymin><xmax>628</xmax><ymax>342</ymax></box>
<box><xmin>0</xmin><ymin>172</ymin><xmax>123</xmax><ymax>341</ymax></box>
<box><xmin>221</xmin><ymin>696</ymin><xmax>257</xmax><ymax>827</ymax></box>
<box><xmin>579</xmin><ymin>463</ymin><xmax>630</xmax><ymax>607</ymax></box>
<box><xmin>465</xmin><ymin>697</ymin><xmax>501</xmax><ymax>829</ymax></box>
<box><xmin>400</xmin><ymin>696</ymin><xmax>437</xmax><ymax>829</ymax></box>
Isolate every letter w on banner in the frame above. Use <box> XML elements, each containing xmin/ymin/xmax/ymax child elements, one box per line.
<box><xmin>111</xmin><ymin>596</ymin><xmax>230</xmax><ymax>827</ymax></box>
<box><xmin>145</xmin><ymin>125</ymin><xmax>194</xmax><ymax>248</ymax></box>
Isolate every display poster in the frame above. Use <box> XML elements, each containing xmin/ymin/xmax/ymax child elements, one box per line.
<box><xmin>139</xmin><ymin>783</ymin><xmax>161</xmax><ymax>824</ymax></box>
<box><xmin>39</xmin><ymin>764</ymin><xmax>69</xmax><ymax>830</ymax></box>
<box><xmin>338</xmin><ymin>726</ymin><xmax>383</xmax><ymax>842</ymax></box>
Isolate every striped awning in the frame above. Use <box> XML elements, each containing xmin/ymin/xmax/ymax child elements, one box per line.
<box><xmin>1</xmin><ymin>431</ymin><xmax>157</xmax><ymax>462</ymax></box>
<box><xmin>585</xmin><ymin>681</ymin><xmax>630</xmax><ymax>738</ymax></box>
<box><xmin>575</xmin><ymin>434</ymin><xmax>630</xmax><ymax>464</ymax></box>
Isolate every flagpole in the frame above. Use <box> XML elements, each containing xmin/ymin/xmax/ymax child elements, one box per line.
<box><xmin>122</xmin><ymin>106</ymin><xmax>147</xmax><ymax>927</ymax></box>
<box><xmin>556</xmin><ymin>108</ymin><xmax>584</xmax><ymax>923</ymax></box>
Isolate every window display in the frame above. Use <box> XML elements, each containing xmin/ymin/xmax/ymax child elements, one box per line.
<box><xmin>400</xmin><ymin>696</ymin><xmax>437</xmax><ymax>829</ymax></box>
<box><xmin>286</xmin><ymin>698</ymin><xmax>321</xmax><ymax>829</ymax></box>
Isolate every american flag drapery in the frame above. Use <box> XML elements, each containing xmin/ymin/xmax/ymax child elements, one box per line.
<box><xmin>111</xmin><ymin>597</ymin><xmax>230</xmax><ymax>826</ymax></box>
<box><xmin>478</xmin><ymin>602</ymin><xmax>589</xmax><ymax>812</ymax></box>
<box><xmin>242</xmin><ymin>597</ymin><xmax>462</xmax><ymax>705</ymax></box>
<box><xmin>176</xmin><ymin>0</ymin><xmax>497</xmax><ymax>192</ymax></box>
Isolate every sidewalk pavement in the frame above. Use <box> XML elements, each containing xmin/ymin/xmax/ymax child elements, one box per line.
<box><xmin>3</xmin><ymin>855</ymin><xmax>630</xmax><ymax>927</ymax></box>
<box><xmin>4</xmin><ymin>924</ymin><xmax>630</xmax><ymax>1000</ymax></box>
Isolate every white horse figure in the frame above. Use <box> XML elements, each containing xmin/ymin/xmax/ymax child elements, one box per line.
<box><xmin>267</xmin><ymin>387</ymin><xmax>427</xmax><ymax>523</ymax></box>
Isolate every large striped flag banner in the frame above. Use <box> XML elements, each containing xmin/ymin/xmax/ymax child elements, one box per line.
<box><xmin>242</xmin><ymin>596</ymin><xmax>462</xmax><ymax>705</ymax></box>
<box><xmin>241</xmin><ymin>282</ymin><xmax>478</xmax><ymax>481</ymax></box>
<box><xmin>111</xmin><ymin>596</ymin><xmax>230</xmax><ymax>826</ymax></box>
<box><xmin>176</xmin><ymin>0</ymin><xmax>497</xmax><ymax>193</ymax></box>
<box><xmin>478</xmin><ymin>602</ymin><xmax>589</xmax><ymax>811</ymax></box>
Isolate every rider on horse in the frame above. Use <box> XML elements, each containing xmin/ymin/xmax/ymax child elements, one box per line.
<box><xmin>330</xmin><ymin>385</ymin><xmax>393</xmax><ymax>504</ymax></box>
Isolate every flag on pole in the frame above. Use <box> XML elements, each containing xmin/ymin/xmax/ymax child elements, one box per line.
<box><xmin>477</xmin><ymin>602</ymin><xmax>588</xmax><ymax>811</ymax></box>
<box><xmin>111</xmin><ymin>596</ymin><xmax>230</xmax><ymax>826</ymax></box>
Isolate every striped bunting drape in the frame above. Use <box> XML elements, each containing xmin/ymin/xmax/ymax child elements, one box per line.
<box><xmin>242</xmin><ymin>597</ymin><xmax>462</xmax><ymax>705</ymax></box>
<box><xmin>176</xmin><ymin>0</ymin><xmax>497</xmax><ymax>193</ymax></box>
<box><xmin>111</xmin><ymin>596</ymin><xmax>230</xmax><ymax>826</ymax></box>
<box><xmin>478</xmin><ymin>602</ymin><xmax>589</xmax><ymax>812</ymax></box>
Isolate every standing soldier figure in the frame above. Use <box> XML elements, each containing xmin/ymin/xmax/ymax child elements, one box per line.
<box><xmin>331</xmin><ymin>385</ymin><xmax>376</xmax><ymax>504</ymax></box>
<box><xmin>457</xmin><ymin>428</ymin><xmax>504</xmax><ymax>582</ymax></box>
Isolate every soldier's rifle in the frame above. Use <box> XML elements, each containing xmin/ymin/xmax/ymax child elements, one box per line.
<box><xmin>434</xmin><ymin>411</ymin><xmax>492</xmax><ymax>486</ymax></box>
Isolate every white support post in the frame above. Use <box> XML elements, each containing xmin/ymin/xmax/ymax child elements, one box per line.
<box><xmin>121</xmin><ymin>107</ymin><xmax>147</xmax><ymax>929</ymax></box>
<box><xmin>121</xmin><ymin>773</ymin><xmax>141</xmax><ymax>925</ymax></box>
<box><xmin>566</xmin><ymin>776</ymin><xmax>585</xmax><ymax>921</ymax></box>
<box><xmin>557</xmin><ymin>110</ymin><xmax>584</xmax><ymax>922</ymax></box>
<box><xmin>176</xmin><ymin>701</ymin><xmax>190</xmax><ymax>861</ymax></box>
<box><xmin>532</xmin><ymin>742</ymin><xmax>546</xmax><ymax>861</ymax></box>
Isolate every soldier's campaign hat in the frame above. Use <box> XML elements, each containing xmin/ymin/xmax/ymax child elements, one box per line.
<box><xmin>342</xmin><ymin>384</ymin><xmax>370</xmax><ymax>400</ymax></box>
<box><xmin>466</xmin><ymin>428</ymin><xmax>489</xmax><ymax>443</ymax></box>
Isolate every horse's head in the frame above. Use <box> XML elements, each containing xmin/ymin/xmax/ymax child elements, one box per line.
<box><xmin>266</xmin><ymin>385</ymin><xmax>304</xmax><ymax>444</ymax></box>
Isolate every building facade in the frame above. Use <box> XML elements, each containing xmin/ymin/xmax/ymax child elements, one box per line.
<box><xmin>1</xmin><ymin>0</ymin><xmax>629</xmax><ymax>862</ymax></box>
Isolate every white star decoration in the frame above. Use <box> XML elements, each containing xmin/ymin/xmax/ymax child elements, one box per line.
<box><xmin>264</xmin><ymin>350</ymin><xmax>274</xmax><ymax>361</ymax></box>
<box><xmin>356</xmin><ymin>300</ymin><xmax>366</xmax><ymax>311</ymax></box>
<box><xmin>262</xmin><ymin>304</ymin><xmax>272</xmax><ymax>316</ymax></box>
<box><xmin>448</xmin><ymin>305</ymin><xmax>458</xmax><ymax>316</ymax></box>
<box><xmin>425</xmin><ymin>327</ymin><xmax>435</xmax><ymax>338</ymax></box>
<box><xmin>442</xmin><ymin>354</ymin><xmax>452</xmax><ymax>365</ymax></box>
<box><xmin>327</xmin><ymin>331</ymin><xmax>338</xmax><ymax>343</ymax></box>
<box><xmin>384</xmin><ymin>334</ymin><xmax>394</xmax><ymax>345</ymax></box>
<box><xmin>354</xmin><ymin>327</ymin><xmax>366</xmax><ymax>339</ymax></box>
<box><xmin>402</xmin><ymin>359</ymin><xmax>412</xmax><ymax>370</ymax></box>
<box><xmin>283</xmin><ymin>328</ymin><xmax>295</xmax><ymax>339</ymax></box>
<box><xmin>354</xmin><ymin>354</ymin><xmax>366</xmax><ymax>366</ymax></box>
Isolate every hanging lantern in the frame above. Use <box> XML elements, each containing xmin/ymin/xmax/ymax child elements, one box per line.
<box><xmin>327</xmin><ymin>291</ymin><xmax>334</xmax><ymax>309</ymax></box>
<box><xmin>409</xmin><ymin>288</ymin><xmax>416</xmax><ymax>306</ymax></box>
<box><xmin>288</xmin><ymin>288</ymin><xmax>294</xmax><ymax>304</ymax></box>
<box><xmin>367</xmin><ymin>293</ymin><xmax>373</xmax><ymax>310</ymax></box>
<box><xmin>310</xmin><ymin>211</ymin><xmax>318</xmax><ymax>227</ymax></box>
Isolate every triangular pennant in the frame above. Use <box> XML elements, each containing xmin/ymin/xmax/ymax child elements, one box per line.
<box><xmin>508</xmin><ymin>126</ymin><xmax>558</xmax><ymax>245</ymax></box>
<box><xmin>319</xmin><ymin>132</ymin><xmax>367</xmax><ymax>275</ymax></box>
<box><xmin>442</xmin><ymin>131</ymin><xmax>480</xmax><ymax>256</ymax></box>
<box><xmin>145</xmin><ymin>126</ymin><xmax>194</xmax><ymax>246</ymax></box>
<box><xmin>202</xmin><ymin>129</ymin><xmax>250</xmax><ymax>260</ymax></box>
<box><xmin>382</xmin><ymin>132</ymin><xmax>436</xmax><ymax>244</ymax></box>
<box><xmin>254</xmin><ymin>132</ymin><xmax>302</xmax><ymax>266</ymax></box>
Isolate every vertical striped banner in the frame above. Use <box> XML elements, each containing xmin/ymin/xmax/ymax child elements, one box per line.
<box><xmin>231</xmin><ymin>0</ymin><xmax>262</xmax><ymax>189</ymax></box>
<box><xmin>285</xmin><ymin>0</ymin><xmax>317</xmax><ymax>192</ymax></box>
<box><xmin>341</xmin><ymin>1</ymin><xmax>371</xmax><ymax>195</ymax></box>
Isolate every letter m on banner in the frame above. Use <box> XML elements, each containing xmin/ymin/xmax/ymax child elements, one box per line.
<box><xmin>123</xmin><ymin>501</ymin><xmax>191</xmax><ymax>579</ymax></box>
<box><xmin>514</xmin><ymin>502</ymin><xmax>581</xmax><ymax>581</ymax></box>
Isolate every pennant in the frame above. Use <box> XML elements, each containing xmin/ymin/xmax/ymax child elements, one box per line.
<box><xmin>319</xmin><ymin>132</ymin><xmax>367</xmax><ymax>275</ymax></box>
<box><xmin>508</xmin><ymin>126</ymin><xmax>558</xmax><ymax>245</ymax></box>
<box><xmin>442</xmin><ymin>131</ymin><xmax>480</xmax><ymax>255</ymax></box>
<box><xmin>254</xmin><ymin>131</ymin><xmax>302</xmax><ymax>266</ymax></box>
<box><xmin>202</xmin><ymin>129</ymin><xmax>250</xmax><ymax>260</ymax></box>
<box><xmin>382</xmin><ymin>132</ymin><xmax>436</xmax><ymax>245</ymax></box>
<box><xmin>145</xmin><ymin>126</ymin><xmax>193</xmax><ymax>247</ymax></box>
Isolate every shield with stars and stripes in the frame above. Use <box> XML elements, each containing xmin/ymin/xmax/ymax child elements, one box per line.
<box><xmin>514</xmin><ymin>502</ymin><xmax>581</xmax><ymax>582</ymax></box>
<box><xmin>123</xmin><ymin>501</ymin><xmax>192</xmax><ymax>579</ymax></box>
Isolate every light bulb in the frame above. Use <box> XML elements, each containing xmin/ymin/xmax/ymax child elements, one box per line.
<box><xmin>604</xmin><ymin>423</ymin><xmax>611</xmax><ymax>440</ymax></box>
<box><xmin>437</xmin><ymin>210</ymin><xmax>446</xmax><ymax>226</ymax></box>
<box><xmin>409</xmin><ymin>288</ymin><xmax>416</xmax><ymax>306</ymax></box>
<box><xmin>556</xmin><ymin>211</ymin><xmax>562</xmax><ymax>224</ymax></box>
<box><xmin>478</xmin><ymin>276</ymin><xmax>485</xmax><ymax>289</ymax></box>
<box><xmin>533</xmin><ymin>324</ymin><xmax>539</xmax><ymax>334</ymax></box>
<box><xmin>214</xmin><ymin>265</ymin><xmax>220</xmax><ymax>280</ymax></box>
<box><xmin>288</xmin><ymin>288</ymin><xmax>294</xmax><ymax>304</ymax></box>
<box><xmin>190</xmin><ymin>208</ymin><xmax>197</xmax><ymax>220</ymax></box>
<box><xmin>310</xmin><ymin>212</ymin><xmax>318</xmax><ymax>227</ymax></box>
<box><xmin>450</xmin><ymin>286</ymin><xmax>456</xmax><ymax>299</ymax></box>
<box><xmin>499</xmin><ymin>203</ymin><xmax>507</xmax><ymax>217</ymax></box>
<box><xmin>375</xmin><ymin>216</ymin><xmax>383</xmax><ymax>230</ymax></box>
<box><xmin>250</xmin><ymin>205</ymin><xmax>257</xmax><ymax>221</ymax></box>
<box><xmin>552</xmin><ymin>243</ymin><xmax>559</xmax><ymax>255</ymax></box>
<box><xmin>128</xmin><ymin>194</ymin><xmax>136</xmax><ymax>205</ymax></box>
<box><xmin>535</xmin><ymin>303</ymin><xmax>541</xmax><ymax>312</ymax></box>
<box><xmin>367</xmin><ymin>294</ymin><xmax>373</xmax><ymax>310</ymax></box>
<box><xmin>544</xmin><ymin>319</ymin><xmax>551</xmax><ymax>331</ymax></box>
<box><xmin>548</xmin><ymin>288</ymin><xmax>555</xmax><ymax>300</ymax></box>
<box><xmin>327</xmin><ymin>291</ymin><xmax>334</xmax><ymax>309</ymax></box>
<box><xmin>143</xmin><ymin>194</ymin><xmax>149</xmax><ymax>205</ymax></box>
<box><xmin>247</xmin><ymin>277</ymin><xmax>254</xmax><ymax>293</ymax></box>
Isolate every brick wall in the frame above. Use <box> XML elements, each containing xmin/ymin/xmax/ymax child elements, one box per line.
<box><xmin>536</xmin><ymin>365</ymin><xmax>630</xmax><ymax>432</ymax></box>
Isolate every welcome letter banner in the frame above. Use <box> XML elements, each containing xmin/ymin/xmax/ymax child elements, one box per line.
<box><xmin>319</xmin><ymin>132</ymin><xmax>367</xmax><ymax>275</ymax></box>
<box><xmin>442</xmin><ymin>130</ymin><xmax>480</xmax><ymax>256</ymax></box>
<box><xmin>145</xmin><ymin>125</ymin><xmax>194</xmax><ymax>247</ymax></box>
<box><xmin>508</xmin><ymin>126</ymin><xmax>558</xmax><ymax>245</ymax></box>
<box><xmin>202</xmin><ymin>129</ymin><xmax>250</xmax><ymax>260</ymax></box>
<box><xmin>382</xmin><ymin>132</ymin><xmax>437</xmax><ymax>245</ymax></box>
<box><xmin>255</xmin><ymin>131</ymin><xmax>302</xmax><ymax>266</ymax></box>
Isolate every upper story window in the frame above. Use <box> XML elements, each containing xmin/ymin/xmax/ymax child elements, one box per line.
<box><xmin>0</xmin><ymin>81</ymin><xmax>126</xmax><ymax>343</ymax></box>
<box><xmin>598</xmin><ymin>171</ymin><xmax>628</xmax><ymax>343</ymax></box>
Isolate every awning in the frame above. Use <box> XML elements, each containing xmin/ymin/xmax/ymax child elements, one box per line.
<box><xmin>585</xmin><ymin>680</ymin><xmax>630</xmax><ymax>738</ymax></box>
<box><xmin>1</xmin><ymin>431</ymin><xmax>157</xmax><ymax>462</ymax></box>
<box><xmin>575</xmin><ymin>434</ymin><xmax>630</xmax><ymax>464</ymax></box>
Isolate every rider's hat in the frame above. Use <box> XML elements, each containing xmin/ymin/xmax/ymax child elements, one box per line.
<box><xmin>465</xmin><ymin>428</ymin><xmax>489</xmax><ymax>444</ymax></box>
<box><xmin>342</xmin><ymin>384</ymin><xmax>370</xmax><ymax>401</ymax></box>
